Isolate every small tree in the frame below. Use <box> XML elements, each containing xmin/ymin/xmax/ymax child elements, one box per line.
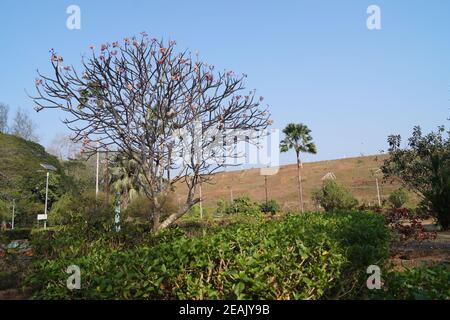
<box><xmin>382</xmin><ymin>125</ymin><xmax>450</xmax><ymax>230</ymax></box>
<box><xmin>11</xmin><ymin>108</ymin><xmax>39</xmax><ymax>142</ymax></box>
<box><xmin>388</xmin><ymin>188</ymin><xmax>409</xmax><ymax>209</ymax></box>
<box><xmin>31</xmin><ymin>34</ymin><xmax>271</xmax><ymax>231</ymax></box>
<box><xmin>280</xmin><ymin>123</ymin><xmax>317</xmax><ymax>213</ymax></box>
<box><xmin>312</xmin><ymin>180</ymin><xmax>358</xmax><ymax>212</ymax></box>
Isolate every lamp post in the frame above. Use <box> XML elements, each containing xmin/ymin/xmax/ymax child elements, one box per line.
<box><xmin>39</xmin><ymin>163</ymin><xmax>57</xmax><ymax>229</ymax></box>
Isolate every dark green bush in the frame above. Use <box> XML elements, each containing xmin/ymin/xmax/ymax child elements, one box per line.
<box><xmin>225</xmin><ymin>196</ymin><xmax>261</xmax><ymax>216</ymax></box>
<box><xmin>27</xmin><ymin>210</ymin><xmax>390</xmax><ymax>300</ymax></box>
<box><xmin>369</xmin><ymin>265</ymin><xmax>450</xmax><ymax>300</ymax></box>
<box><xmin>3</xmin><ymin>228</ymin><xmax>32</xmax><ymax>241</ymax></box>
<box><xmin>259</xmin><ymin>200</ymin><xmax>281</xmax><ymax>215</ymax></box>
<box><xmin>312</xmin><ymin>180</ymin><xmax>359</xmax><ymax>211</ymax></box>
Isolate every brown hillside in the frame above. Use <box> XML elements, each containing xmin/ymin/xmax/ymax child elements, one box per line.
<box><xmin>177</xmin><ymin>154</ymin><xmax>406</xmax><ymax>211</ymax></box>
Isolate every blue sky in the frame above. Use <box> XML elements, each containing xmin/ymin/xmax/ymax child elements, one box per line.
<box><xmin>0</xmin><ymin>0</ymin><xmax>449</xmax><ymax>165</ymax></box>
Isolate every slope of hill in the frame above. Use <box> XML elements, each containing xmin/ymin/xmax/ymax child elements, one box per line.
<box><xmin>0</xmin><ymin>133</ymin><xmax>63</xmax><ymax>194</ymax></box>
<box><xmin>180</xmin><ymin>154</ymin><xmax>406</xmax><ymax>211</ymax></box>
<box><xmin>0</xmin><ymin>133</ymin><xmax>67</xmax><ymax>223</ymax></box>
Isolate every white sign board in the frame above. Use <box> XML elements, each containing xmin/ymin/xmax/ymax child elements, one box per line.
<box><xmin>260</xmin><ymin>167</ymin><xmax>279</xmax><ymax>176</ymax></box>
<box><xmin>37</xmin><ymin>214</ymin><xmax>48</xmax><ymax>221</ymax></box>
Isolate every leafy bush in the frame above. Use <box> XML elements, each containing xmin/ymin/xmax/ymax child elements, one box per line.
<box><xmin>216</xmin><ymin>198</ymin><xmax>227</xmax><ymax>216</ymax></box>
<box><xmin>225</xmin><ymin>196</ymin><xmax>261</xmax><ymax>216</ymax></box>
<box><xmin>369</xmin><ymin>265</ymin><xmax>450</xmax><ymax>300</ymax></box>
<box><xmin>27</xmin><ymin>210</ymin><xmax>390</xmax><ymax>300</ymax></box>
<box><xmin>312</xmin><ymin>180</ymin><xmax>359</xmax><ymax>211</ymax></box>
<box><xmin>48</xmin><ymin>191</ymin><xmax>114</xmax><ymax>228</ymax></box>
<box><xmin>259</xmin><ymin>200</ymin><xmax>280</xmax><ymax>215</ymax></box>
<box><xmin>124</xmin><ymin>193</ymin><xmax>179</xmax><ymax>223</ymax></box>
<box><xmin>388</xmin><ymin>188</ymin><xmax>409</xmax><ymax>209</ymax></box>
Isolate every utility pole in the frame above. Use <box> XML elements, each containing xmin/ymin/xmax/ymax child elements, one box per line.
<box><xmin>376</xmin><ymin>178</ymin><xmax>381</xmax><ymax>206</ymax></box>
<box><xmin>105</xmin><ymin>148</ymin><xmax>109</xmax><ymax>206</ymax></box>
<box><xmin>199</xmin><ymin>182</ymin><xmax>203</xmax><ymax>220</ymax></box>
<box><xmin>264</xmin><ymin>175</ymin><xmax>268</xmax><ymax>205</ymax></box>
<box><xmin>11</xmin><ymin>199</ymin><xmax>15</xmax><ymax>230</ymax></box>
<box><xmin>95</xmin><ymin>141</ymin><xmax>100</xmax><ymax>199</ymax></box>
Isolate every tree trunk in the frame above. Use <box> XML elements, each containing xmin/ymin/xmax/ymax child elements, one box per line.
<box><xmin>296</xmin><ymin>152</ymin><xmax>304</xmax><ymax>213</ymax></box>
<box><xmin>152</xmin><ymin>196</ymin><xmax>161</xmax><ymax>232</ymax></box>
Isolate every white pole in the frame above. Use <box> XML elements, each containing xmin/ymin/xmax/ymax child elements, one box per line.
<box><xmin>11</xmin><ymin>199</ymin><xmax>15</xmax><ymax>230</ymax></box>
<box><xmin>376</xmin><ymin>178</ymin><xmax>381</xmax><ymax>206</ymax></box>
<box><xmin>44</xmin><ymin>171</ymin><xmax>49</xmax><ymax>229</ymax></box>
<box><xmin>96</xmin><ymin>141</ymin><xmax>100</xmax><ymax>198</ymax></box>
<box><xmin>199</xmin><ymin>182</ymin><xmax>203</xmax><ymax>220</ymax></box>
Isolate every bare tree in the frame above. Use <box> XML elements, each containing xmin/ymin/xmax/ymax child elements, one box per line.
<box><xmin>0</xmin><ymin>103</ymin><xmax>9</xmax><ymax>133</ymax></box>
<box><xmin>11</xmin><ymin>108</ymin><xmax>39</xmax><ymax>142</ymax></box>
<box><xmin>47</xmin><ymin>133</ymin><xmax>81</xmax><ymax>160</ymax></box>
<box><xmin>31</xmin><ymin>33</ymin><xmax>271</xmax><ymax>231</ymax></box>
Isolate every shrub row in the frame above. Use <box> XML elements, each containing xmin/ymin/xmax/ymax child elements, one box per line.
<box><xmin>27</xmin><ymin>211</ymin><xmax>390</xmax><ymax>300</ymax></box>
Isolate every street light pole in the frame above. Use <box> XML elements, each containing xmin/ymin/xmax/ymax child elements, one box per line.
<box><xmin>39</xmin><ymin>163</ymin><xmax>57</xmax><ymax>229</ymax></box>
<box><xmin>44</xmin><ymin>171</ymin><xmax>49</xmax><ymax>229</ymax></box>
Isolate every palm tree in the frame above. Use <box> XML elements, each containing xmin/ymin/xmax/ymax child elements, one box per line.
<box><xmin>280</xmin><ymin>123</ymin><xmax>317</xmax><ymax>213</ymax></box>
<box><xmin>109</xmin><ymin>153</ymin><xmax>146</xmax><ymax>209</ymax></box>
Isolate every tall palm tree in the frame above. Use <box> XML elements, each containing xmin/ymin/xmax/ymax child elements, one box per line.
<box><xmin>280</xmin><ymin>123</ymin><xmax>317</xmax><ymax>213</ymax></box>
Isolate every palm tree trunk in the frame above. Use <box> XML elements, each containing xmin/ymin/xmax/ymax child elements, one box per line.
<box><xmin>296</xmin><ymin>152</ymin><xmax>304</xmax><ymax>213</ymax></box>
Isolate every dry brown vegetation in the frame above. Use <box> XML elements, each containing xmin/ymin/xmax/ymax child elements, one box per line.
<box><xmin>178</xmin><ymin>154</ymin><xmax>412</xmax><ymax>210</ymax></box>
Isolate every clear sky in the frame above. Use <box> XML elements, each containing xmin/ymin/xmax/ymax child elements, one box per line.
<box><xmin>0</xmin><ymin>0</ymin><xmax>449</xmax><ymax>166</ymax></box>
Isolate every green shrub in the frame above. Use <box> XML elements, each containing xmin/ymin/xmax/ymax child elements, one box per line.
<box><xmin>369</xmin><ymin>265</ymin><xmax>450</xmax><ymax>300</ymax></box>
<box><xmin>388</xmin><ymin>188</ymin><xmax>410</xmax><ymax>209</ymax></box>
<box><xmin>216</xmin><ymin>198</ymin><xmax>227</xmax><ymax>216</ymax></box>
<box><xmin>27</xmin><ymin>210</ymin><xmax>390</xmax><ymax>300</ymax></box>
<box><xmin>312</xmin><ymin>180</ymin><xmax>359</xmax><ymax>211</ymax></box>
<box><xmin>225</xmin><ymin>196</ymin><xmax>261</xmax><ymax>216</ymax></box>
<box><xmin>259</xmin><ymin>200</ymin><xmax>280</xmax><ymax>215</ymax></box>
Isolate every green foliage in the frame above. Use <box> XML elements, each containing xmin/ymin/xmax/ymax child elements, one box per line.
<box><xmin>48</xmin><ymin>191</ymin><xmax>115</xmax><ymax>230</ymax></box>
<box><xmin>185</xmin><ymin>203</ymin><xmax>211</xmax><ymax>220</ymax></box>
<box><xmin>388</xmin><ymin>188</ymin><xmax>410</xmax><ymax>209</ymax></box>
<box><xmin>27</xmin><ymin>210</ymin><xmax>390</xmax><ymax>300</ymax></box>
<box><xmin>280</xmin><ymin>123</ymin><xmax>317</xmax><ymax>156</ymax></box>
<box><xmin>0</xmin><ymin>133</ymin><xmax>71</xmax><ymax>227</ymax></box>
<box><xmin>0</xmin><ymin>199</ymin><xmax>10</xmax><ymax>222</ymax></box>
<box><xmin>225</xmin><ymin>196</ymin><xmax>261</xmax><ymax>216</ymax></box>
<box><xmin>312</xmin><ymin>180</ymin><xmax>359</xmax><ymax>211</ymax></box>
<box><xmin>382</xmin><ymin>125</ymin><xmax>450</xmax><ymax>229</ymax></box>
<box><xmin>215</xmin><ymin>198</ymin><xmax>227</xmax><ymax>216</ymax></box>
<box><xmin>369</xmin><ymin>265</ymin><xmax>450</xmax><ymax>300</ymax></box>
<box><xmin>259</xmin><ymin>200</ymin><xmax>280</xmax><ymax>215</ymax></box>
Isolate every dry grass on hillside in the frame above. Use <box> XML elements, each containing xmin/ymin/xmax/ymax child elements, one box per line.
<box><xmin>176</xmin><ymin>154</ymin><xmax>409</xmax><ymax>211</ymax></box>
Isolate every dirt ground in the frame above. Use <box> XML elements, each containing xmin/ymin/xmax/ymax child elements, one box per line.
<box><xmin>390</xmin><ymin>219</ymin><xmax>450</xmax><ymax>271</ymax></box>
